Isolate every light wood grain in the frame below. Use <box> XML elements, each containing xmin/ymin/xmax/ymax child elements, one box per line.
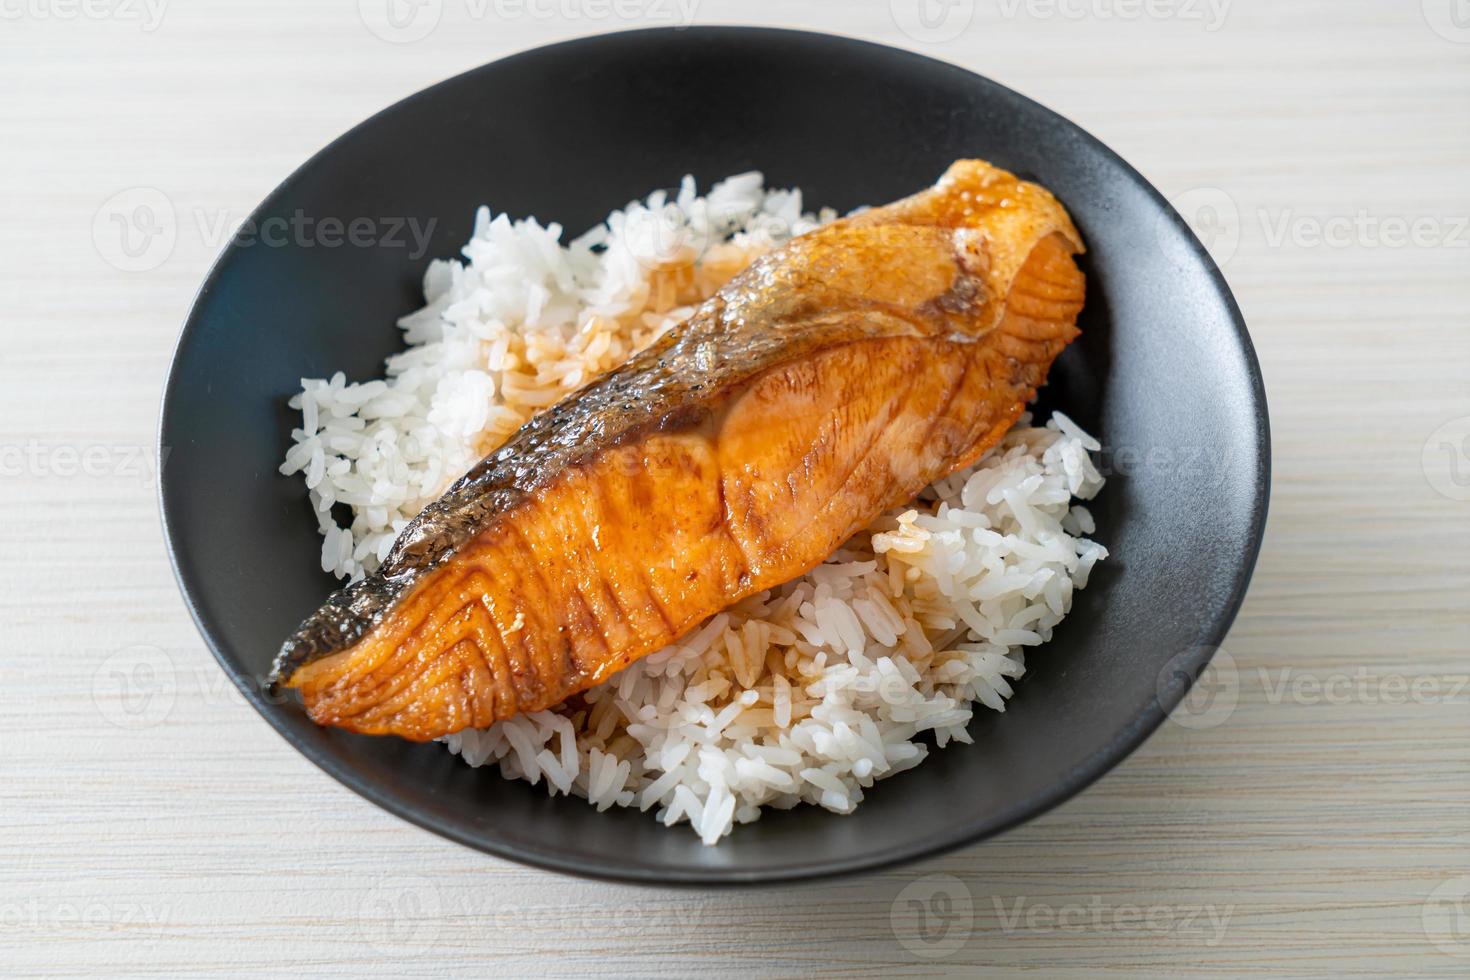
<box><xmin>2</xmin><ymin>0</ymin><xmax>1468</xmax><ymax>975</ymax></box>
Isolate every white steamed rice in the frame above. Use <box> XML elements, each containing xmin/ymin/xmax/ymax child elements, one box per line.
<box><xmin>280</xmin><ymin>173</ymin><xmax>1107</xmax><ymax>844</ymax></box>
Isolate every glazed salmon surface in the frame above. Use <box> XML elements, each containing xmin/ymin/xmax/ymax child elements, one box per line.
<box><xmin>272</xmin><ymin>161</ymin><xmax>1087</xmax><ymax>740</ymax></box>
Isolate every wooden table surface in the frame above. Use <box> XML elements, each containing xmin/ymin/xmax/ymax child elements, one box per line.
<box><xmin>3</xmin><ymin>0</ymin><xmax>1467</xmax><ymax>975</ymax></box>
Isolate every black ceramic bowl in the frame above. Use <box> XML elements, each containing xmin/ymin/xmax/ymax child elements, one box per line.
<box><xmin>160</xmin><ymin>27</ymin><xmax>1268</xmax><ymax>884</ymax></box>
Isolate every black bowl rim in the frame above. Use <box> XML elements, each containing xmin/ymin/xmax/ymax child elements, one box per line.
<box><xmin>158</xmin><ymin>25</ymin><xmax>1271</xmax><ymax>886</ymax></box>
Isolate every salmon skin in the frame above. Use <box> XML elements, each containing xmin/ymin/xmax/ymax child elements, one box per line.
<box><xmin>271</xmin><ymin>160</ymin><xmax>1086</xmax><ymax>741</ymax></box>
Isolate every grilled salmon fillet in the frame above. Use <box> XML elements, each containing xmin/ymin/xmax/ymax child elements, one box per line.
<box><xmin>271</xmin><ymin>160</ymin><xmax>1086</xmax><ymax>740</ymax></box>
